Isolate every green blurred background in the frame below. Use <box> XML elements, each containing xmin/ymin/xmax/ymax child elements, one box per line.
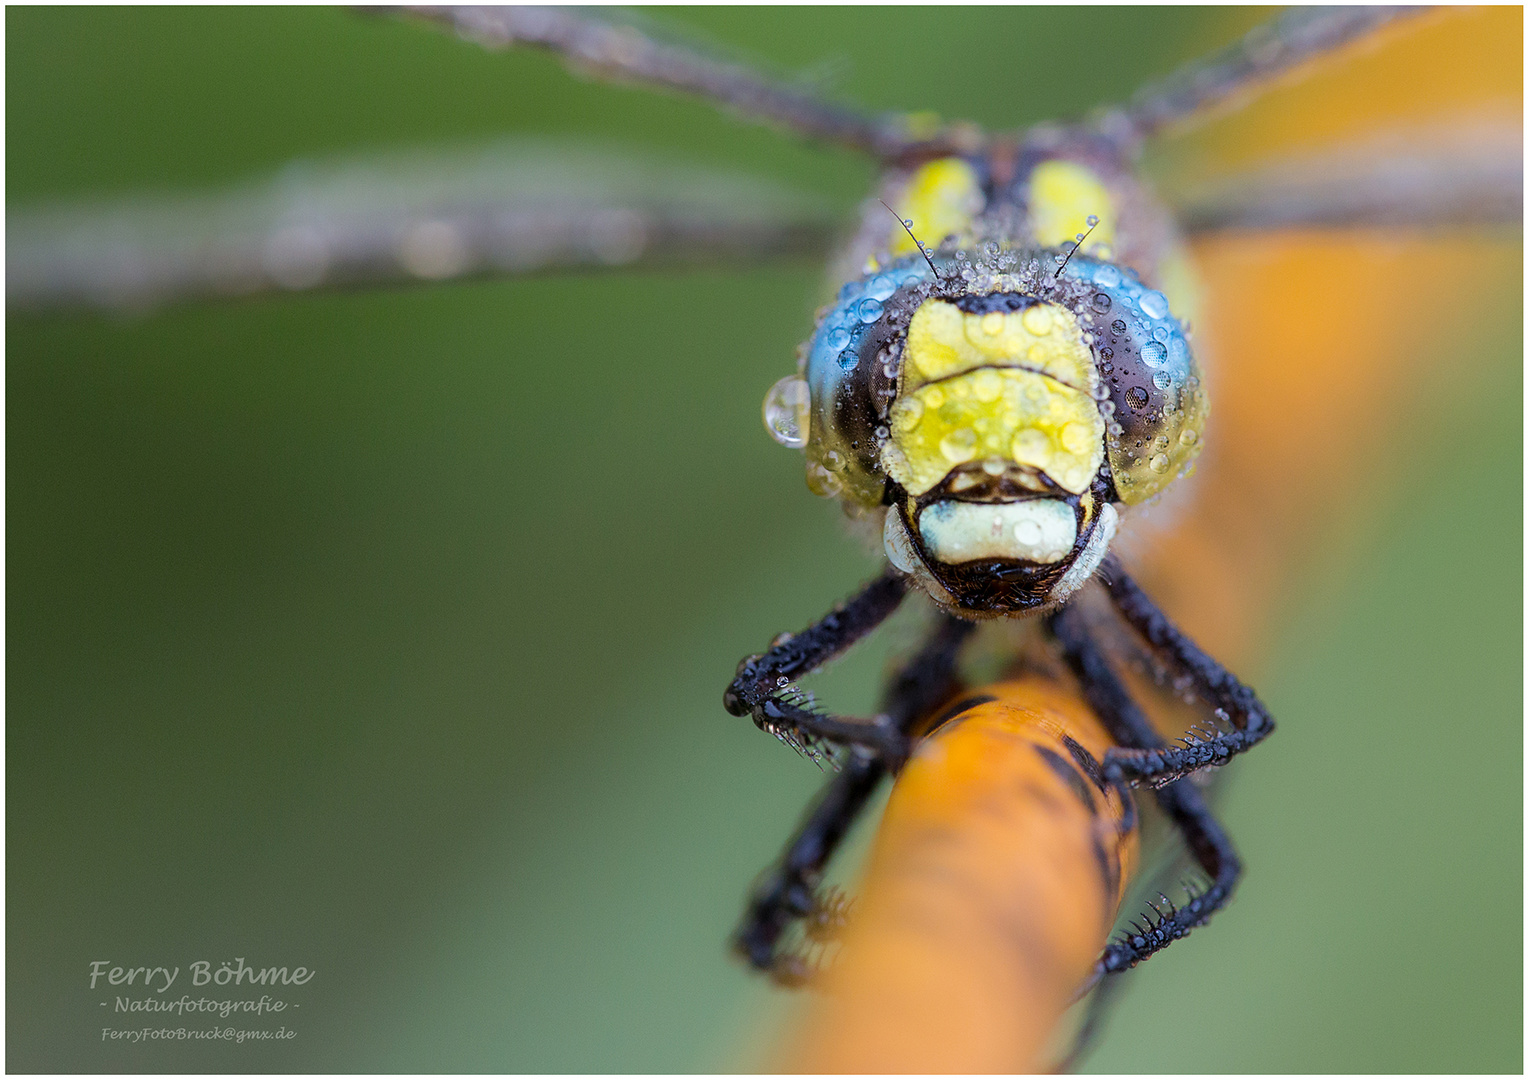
<box><xmin>7</xmin><ymin>7</ymin><xmax>1520</xmax><ymax>1072</ymax></box>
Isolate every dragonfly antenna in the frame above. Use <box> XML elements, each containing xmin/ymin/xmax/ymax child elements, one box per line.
<box><xmin>1054</xmin><ymin>216</ymin><xmax>1099</xmax><ymax>280</ymax></box>
<box><xmin>879</xmin><ymin>199</ymin><xmax>943</xmax><ymax>280</ymax></box>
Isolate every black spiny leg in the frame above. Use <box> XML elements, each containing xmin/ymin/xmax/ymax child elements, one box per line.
<box><xmin>733</xmin><ymin>611</ymin><xmax>975</xmax><ymax>982</ymax></box>
<box><xmin>725</xmin><ymin>569</ymin><xmax>912</xmax><ymax>763</ymax></box>
<box><xmin>1048</xmin><ymin>603</ymin><xmax>1242</xmax><ymax>975</ymax></box>
<box><xmin>1095</xmin><ymin>556</ymin><xmax>1275</xmax><ymax>787</ymax></box>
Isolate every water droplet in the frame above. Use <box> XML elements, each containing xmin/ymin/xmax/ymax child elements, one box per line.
<box><xmin>1147</xmin><ymin>453</ymin><xmax>1171</xmax><ymax>474</ymax></box>
<box><xmin>1153</xmin><ymin>434</ymin><xmax>1170</xmax><ymax>452</ymax></box>
<box><xmin>1099</xmin><ymin>347</ymin><xmax>1114</xmax><ymax>362</ymax></box>
<box><xmin>1180</xmin><ymin>428</ymin><xmax>1198</xmax><ymax>446</ymax></box>
<box><xmin>762</xmin><ymin>374</ymin><xmax>811</xmax><ymax>448</ymax></box>
<box><xmin>826</xmin><ymin>327</ymin><xmax>851</xmax><ymax>352</ymax></box>
<box><xmin>865</xmin><ymin>275</ymin><xmax>897</xmax><ymax>301</ymax></box>
<box><xmin>824</xmin><ymin>449</ymin><xmax>845</xmax><ymax>471</ymax></box>
<box><xmin>1012</xmin><ymin>428</ymin><xmax>1050</xmax><ymax>459</ymax></box>
<box><xmin>1139</xmin><ymin>291</ymin><xmax>1169</xmax><ymax>319</ymax></box>
<box><xmin>1014</xmin><ymin>518</ymin><xmax>1043</xmax><ymax>544</ymax></box>
<box><xmin>897</xmin><ymin>397</ymin><xmax>925</xmax><ymax>426</ymax></box>
<box><xmin>1110</xmin><ymin>319</ymin><xmax>1127</xmax><ymax>335</ymax></box>
<box><xmin>1094</xmin><ymin>264</ymin><xmax>1120</xmax><ymax>287</ymax></box>
<box><xmin>857</xmin><ymin>297</ymin><xmax>884</xmax><ymax>323</ymax></box>
<box><xmin>924</xmin><ymin>386</ymin><xmax>945</xmax><ymax>408</ymax></box>
<box><xmin>1125</xmin><ymin>387</ymin><xmax>1149</xmax><ymax>410</ymax></box>
<box><xmin>1022</xmin><ymin>305</ymin><xmax>1054</xmax><ymax>335</ymax></box>
<box><xmin>806</xmin><ymin>461</ymin><xmax>843</xmax><ymax>497</ymax></box>
<box><xmin>1086</xmin><ymin>214</ymin><xmax>1100</xmax><ymax>227</ymax></box>
<box><xmin>979</xmin><ymin>311</ymin><xmax>1005</xmax><ymax>336</ymax></box>
<box><xmin>1153</xmin><ymin>325</ymin><xmax>1170</xmax><ymax>344</ymax></box>
<box><xmin>1091</xmin><ymin>292</ymin><xmax>1112</xmax><ymax>312</ymax></box>
<box><xmin>1140</xmin><ymin>341</ymin><xmax>1168</xmax><ymax>368</ymax></box>
<box><xmin>981</xmin><ymin>455</ymin><xmax>1007</xmax><ymax>476</ymax></box>
<box><xmin>837</xmin><ymin>350</ymin><xmax>858</xmax><ymax>371</ymax></box>
<box><xmin>940</xmin><ymin>428</ymin><xmax>978</xmax><ymax>463</ymax></box>
<box><xmin>1060</xmin><ymin>421</ymin><xmax>1094</xmax><ymax>454</ymax></box>
<box><xmin>972</xmin><ymin>368</ymin><xmax>1003</xmax><ymax>402</ymax></box>
<box><xmin>903</xmin><ymin>219</ymin><xmax>914</xmax><ymax>229</ymax></box>
<box><xmin>1152</xmin><ymin>370</ymin><xmax>1172</xmax><ymax>390</ymax></box>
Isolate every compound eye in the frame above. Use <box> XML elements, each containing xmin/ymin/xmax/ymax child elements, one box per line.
<box><xmin>798</xmin><ymin>262</ymin><xmax>931</xmax><ymax>506</ymax></box>
<box><xmin>1070</xmin><ymin>263</ymin><xmax>1207</xmax><ymax>503</ymax></box>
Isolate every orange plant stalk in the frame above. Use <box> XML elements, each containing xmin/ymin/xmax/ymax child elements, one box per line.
<box><xmin>776</xmin><ymin>7</ymin><xmax>1520</xmax><ymax>1071</ymax></box>
<box><xmin>781</xmin><ymin>679</ymin><xmax>1137</xmax><ymax>1073</ymax></box>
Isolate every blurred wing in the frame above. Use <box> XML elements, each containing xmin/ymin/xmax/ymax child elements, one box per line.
<box><xmin>1168</xmin><ymin>120</ymin><xmax>1522</xmax><ymax>232</ymax></box>
<box><xmin>1149</xmin><ymin>8</ymin><xmax>1523</xmax><ymax>235</ymax></box>
<box><xmin>6</xmin><ymin>139</ymin><xmax>841</xmax><ymax>311</ymax></box>
<box><xmin>397</xmin><ymin>6</ymin><xmax>964</xmax><ymax>159</ymax></box>
<box><xmin>1124</xmin><ymin>5</ymin><xmax>1522</xmax><ymax>669</ymax></box>
<box><xmin>1097</xmin><ymin>6</ymin><xmax>1427</xmax><ymax>151</ymax></box>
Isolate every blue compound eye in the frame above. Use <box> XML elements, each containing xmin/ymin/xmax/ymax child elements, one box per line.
<box><xmin>1065</xmin><ymin>260</ymin><xmax>1207</xmax><ymax>504</ymax></box>
<box><xmin>797</xmin><ymin>259</ymin><xmax>933</xmax><ymax>506</ymax></box>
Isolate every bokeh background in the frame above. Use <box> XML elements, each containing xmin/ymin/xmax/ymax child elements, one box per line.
<box><xmin>7</xmin><ymin>7</ymin><xmax>1520</xmax><ymax>1072</ymax></box>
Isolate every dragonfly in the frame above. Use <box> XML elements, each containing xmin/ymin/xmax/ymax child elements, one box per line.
<box><xmin>8</xmin><ymin>6</ymin><xmax>1521</xmax><ymax>1072</ymax></box>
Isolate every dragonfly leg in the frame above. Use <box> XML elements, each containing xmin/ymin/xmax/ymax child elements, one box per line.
<box><xmin>1048</xmin><ymin>604</ymin><xmax>1243</xmax><ymax>976</ymax></box>
<box><xmin>1092</xmin><ymin>557</ymin><xmax>1275</xmax><ymax>787</ymax></box>
<box><xmin>725</xmin><ymin>569</ymin><xmax>912</xmax><ymax>763</ymax></box>
<box><xmin>733</xmin><ymin>611</ymin><xmax>975</xmax><ymax>982</ymax></box>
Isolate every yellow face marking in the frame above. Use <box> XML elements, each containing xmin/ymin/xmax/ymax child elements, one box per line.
<box><xmin>884</xmin><ymin>367</ymin><xmax>1105</xmax><ymax>497</ymax></box>
<box><xmin>901</xmin><ymin>299</ymin><xmax>1096</xmax><ymax>395</ymax></box>
<box><xmin>1028</xmin><ymin>159</ymin><xmax>1116</xmax><ymax>252</ymax></box>
<box><xmin>889</xmin><ymin>158</ymin><xmax>983</xmax><ymax>257</ymax></box>
<box><xmin>885</xmin><ymin>297</ymin><xmax>1105</xmax><ymax>497</ymax></box>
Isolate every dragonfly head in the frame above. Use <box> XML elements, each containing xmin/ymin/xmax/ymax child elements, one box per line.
<box><xmin>765</xmin><ymin>159</ymin><xmax>1207</xmax><ymax>616</ymax></box>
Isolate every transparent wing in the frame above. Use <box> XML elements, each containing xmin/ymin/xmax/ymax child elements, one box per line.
<box><xmin>1168</xmin><ymin>121</ymin><xmax>1523</xmax><ymax>232</ymax></box>
<box><xmin>1094</xmin><ymin>7</ymin><xmax>1428</xmax><ymax>153</ymax></box>
<box><xmin>6</xmin><ymin>138</ymin><xmax>842</xmax><ymax>310</ymax></box>
<box><xmin>1147</xmin><ymin>7</ymin><xmax>1523</xmax><ymax>235</ymax></box>
<box><xmin>398</xmin><ymin>6</ymin><xmax>973</xmax><ymax>160</ymax></box>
